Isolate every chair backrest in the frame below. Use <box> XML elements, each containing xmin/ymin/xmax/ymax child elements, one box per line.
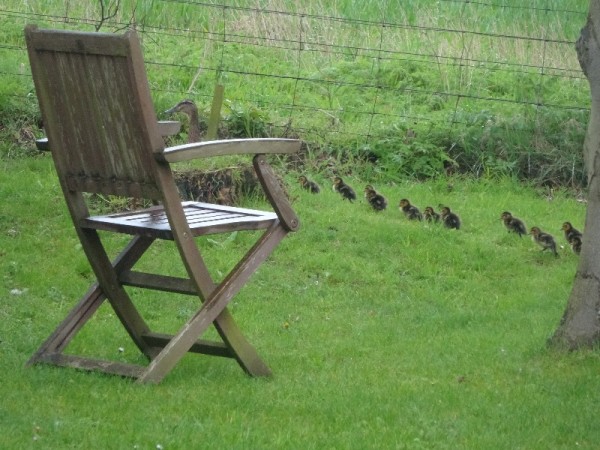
<box><xmin>25</xmin><ymin>25</ymin><xmax>166</xmax><ymax>200</ymax></box>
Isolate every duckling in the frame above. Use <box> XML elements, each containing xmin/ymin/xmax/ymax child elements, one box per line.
<box><xmin>364</xmin><ymin>185</ymin><xmax>387</xmax><ymax>211</ymax></box>
<box><xmin>398</xmin><ymin>198</ymin><xmax>423</xmax><ymax>221</ymax></box>
<box><xmin>530</xmin><ymin>226</ymin><xmax>558</xmax><ymax>257</ymax></box>
<box><xmin>440</xmin><ymin>206</ymin><xmax>461</xmax><ymax>230</ymax></box>
<box><xmin>569</xmin><ymin>234</ymin><xmax>582</xmax><ymax>255</ymax></box>
<box><xmin>423</xmin><ymin>206</ymin><xmax>440</xmax><ymax>223</ymax></box>
<box><xmin>298</xmin><ymin>175</ymin><xmax>321</xmax><ymax>194</ymax></box>
<box><xmin>165</xmin><ymin>99</ymin><xmax>205</xmax><ymax>143</ymax></box>
<box><xmin>332</xmin><ymin>176</ymin><xmax>356</xmax><ymax>202</ymax></box>
<box><xmin>500</xmin><ymin>211</ymin><xmax>527</xmax><ymax>238</ymax></box>
<box><xmin>561</xmin><ymin>221</ymin><xmax>582</xmax><ymax>244</ymax></box>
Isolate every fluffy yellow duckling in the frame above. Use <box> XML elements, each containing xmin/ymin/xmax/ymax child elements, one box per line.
<box><xmin>398</xmin><ymin>198</ymin><xmax>423</xmax><ymax>221</ymax></box>
<box><xmin>298</xmin><ymin>175</ymin><xmax>321</xmax><ymax>194</ymax></box>
<box><xmin>530</xmin><ymin>226</ymin><xmax>558</xmax><ymax>257</ymax></box>
<box><xmin>333</xmin><ymin>176</ymin><xmax>356</xmax><ymax>202</ymax></box>
<box><xmin>364</xmin><ymin>185</ymin><xmax>387</xmax><ymax>211</ymax></box>
<box><xmin>500</xmin><ymin>211</ymin><xmax>527</xmax><ymax>238</ymax></box>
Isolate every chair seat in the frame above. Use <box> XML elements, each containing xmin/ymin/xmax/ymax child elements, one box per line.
<box><xmin>82</xmin><ymin>201</ymin><xmax>278</xmax><ymax>239</ymax></box>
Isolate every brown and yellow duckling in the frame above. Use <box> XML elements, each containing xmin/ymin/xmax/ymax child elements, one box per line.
<box><xmin>500</xmin><ymin>211</ymin><xmax>527</xmax><ymax>238</ymax></box>
<box><xmin>398</xmin><ymin>198</ymin><xmax>423</xmax><ymax>221</ymax></box>
<box><xmin>530</xmin><ymin>226</ymin><xmax>558</xmax><ymax>257</ymax></box>
<box><xmin>298</xmin><ymin>175</ymin><xmax>321</xmax><ymax>194</ymax></box>
<box><xmin>440</xmin><ymin>206</ymin><xmax>461</xmax><ymax>229</ymax></box>
<box><xmin>364</xmin><ymin>185</ymin><xmax>387</xmax><ymax>211</ymax></box>
<box><xmin>569</xmin><ymin>234</ymin><xmax>583</xmax><ymax>255</ymax></box>
<box><xmin>423</xmin><ymin>206</ymin><xmax>440</xmax><ymax>223</ymax></box>
<box><xmin>562</xmin><ymin>221</ymin><xmax>582</xmax><ymax>243</ymax></box>
<box><xmin>333</xmin><ymin>176</ymin><xmax>356</xmax><ymax>202</ymax></box>
<box><xmin>562</xmin><ymin>221</ymin><xmax>583</xmax><ymax>254</ymax></box>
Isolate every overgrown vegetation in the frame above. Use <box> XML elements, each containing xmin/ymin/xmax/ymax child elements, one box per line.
<box><xmin>0</xmin><ymin>0</ymin><xmax>590</xmax><ymax>186</ymax></box>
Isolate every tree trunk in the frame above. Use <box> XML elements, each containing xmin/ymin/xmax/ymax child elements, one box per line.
<box><xmin>550</xmin><ymin>0</ymin><xmax>600</xmax><ymax>349</ymax></box>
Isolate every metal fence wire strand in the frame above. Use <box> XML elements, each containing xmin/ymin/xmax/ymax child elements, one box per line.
<box><xmin>0</xmin><ymin>1</ymin><xmax>590</xmax><ymax>183</ymax></box>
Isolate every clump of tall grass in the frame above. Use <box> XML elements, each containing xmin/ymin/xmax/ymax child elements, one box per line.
<box><xmin>446</xmin><ymin>107</ymin><xmax>587</xmax><ymax>186</ymax></box>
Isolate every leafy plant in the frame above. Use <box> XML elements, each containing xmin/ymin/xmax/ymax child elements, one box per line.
<box><xmin>223</xmin><ymin>101</ymin><xmax>271</xmax><ymax>138</ymax></box>
<box><xmin>364</xmin><ymin>123</ymin><xmax>456</xmax><ymax>180</ymax></box>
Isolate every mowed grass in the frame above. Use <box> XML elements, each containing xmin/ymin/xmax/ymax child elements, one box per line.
<box><xmin>1</xmin><ymin>154</ymin><xmax>599</xmax><ymax>449</ymax></box>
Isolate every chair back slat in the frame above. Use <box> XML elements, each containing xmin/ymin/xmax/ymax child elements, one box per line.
<box><xmin>25</xmin><ymin>26</ymin><xmax>165</xmax><ymax>199</ymax></box>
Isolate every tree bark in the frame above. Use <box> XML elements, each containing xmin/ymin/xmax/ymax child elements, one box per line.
<box><xmin>550</xmin><ymin>1</ymin><xmax>600</xmax><ymax>349</ymax></box>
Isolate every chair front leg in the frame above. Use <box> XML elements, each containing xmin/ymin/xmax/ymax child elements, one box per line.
<box><xmin>138</xmin><ymin>222</ymin><xmax>288</xmax><ymax>383</ymax></box>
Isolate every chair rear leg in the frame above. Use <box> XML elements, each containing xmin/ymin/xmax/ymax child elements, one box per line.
<box><xmin>28</xmin><ymin>235</ymin><xmax>160</xmax><ymax>368</ymax></box>
<box><xmin>27</xmin><ymin>283</ymin><xmax>106</xmax><ymax>365</ymax></box>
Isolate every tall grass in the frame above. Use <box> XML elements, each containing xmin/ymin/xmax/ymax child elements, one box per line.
<box><xmin>1</xmin><ymin>1</ymin><xmax>589</xmax><ymax>185</ymax></box>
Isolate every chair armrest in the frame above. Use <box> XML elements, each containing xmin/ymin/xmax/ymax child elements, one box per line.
<box><xmin>160</xmin><ymin>138</ymin><xmax>302</xmax><ymax>231</ymax></box>
<box><xmin>253</xmin><ymin>154</ymin><xmax>300</xmax><ymax>232</ymax></box>
<box><xmin>157</xmin><ymin>120</ymin><xmax>181</xmax><ymax>137</ymax></box>
<box><xmin>159</xmin><ymin>138</ymin><xmax>301</xmax><ymax>163</ymax></box>
<box><xmin>35</xmin><ymin>121</ymin><xmax>182</xmax><ymax>152</ymax></box>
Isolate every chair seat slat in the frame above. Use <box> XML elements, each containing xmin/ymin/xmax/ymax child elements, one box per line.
<box><xmin>82</xmin><ymin>201</ymin><xmax>277</xmax><ymax>238</ymax></box>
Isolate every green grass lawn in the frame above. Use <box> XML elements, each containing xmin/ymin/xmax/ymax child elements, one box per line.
<box><xmin>1</xmin><ymin>154</ymin><xmax>599</xmax><ymax>449</ymax></box>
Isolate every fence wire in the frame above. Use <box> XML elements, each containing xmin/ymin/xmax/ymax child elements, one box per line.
<box><xmin>0</xmin><ymin>1</ymin><xmax>591</xmax><ymax>182</ymax></box>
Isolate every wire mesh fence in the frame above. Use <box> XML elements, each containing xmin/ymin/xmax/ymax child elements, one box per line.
<box><xmin>0</xmin><ymin>0</ymin><xmax>591</xmax><ymax>184</ymax></box>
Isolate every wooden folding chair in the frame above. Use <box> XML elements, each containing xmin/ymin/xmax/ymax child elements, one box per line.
<box><xmin>24</xmin><ymin>25</ymin><xmax>301</xmax><ymax>383</ymax></box>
